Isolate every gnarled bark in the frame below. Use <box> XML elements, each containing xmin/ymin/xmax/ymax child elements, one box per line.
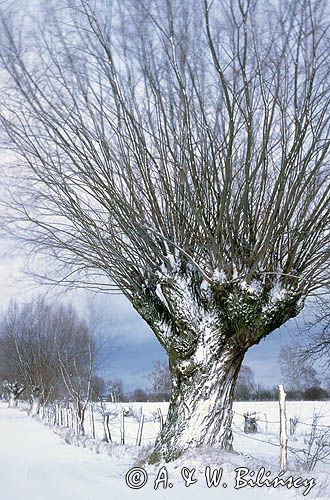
<box><xmin>149</xmin><ymin>341</ymin><xmax>245</xmax><ymax>463</ymax></box>
<box><xmin>30</xmin><ymin>385</ymin><xmax>43</xmax><ymax>416</ymax></box>
<box><xmin>76</xmin><ymin>401</ymin><xmax>86</xmax><ymax>436</ymax></box>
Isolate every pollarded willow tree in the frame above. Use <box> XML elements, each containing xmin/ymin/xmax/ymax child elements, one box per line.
<box><xmin>2</xmin><ymin>381</ymin><xmax>25</xmax><ymax>408</ymax></box>
<box><xmin>0</xmin><ymin>0</ymin><xmax>329</xmax><ymax>461</ymax></box>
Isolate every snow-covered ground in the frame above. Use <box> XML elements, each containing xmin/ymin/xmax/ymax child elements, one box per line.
<box><xmin>1</xmin><ymin>401</ymin><xmax>329</xmax><ymax>500</ymax></box>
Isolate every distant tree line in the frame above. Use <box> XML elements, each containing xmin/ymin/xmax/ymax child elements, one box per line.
<box><xmin>132</xmin><ymin>360</ymin><xmax>330</xmax><ymax>403</ymax></box>
<box><xmin>279</xmin><ymin>344</ymin><xmax>329</xmax><ymax>401</ymax></box>
<box><xmin>234</xmin><ymin>363</ymin><xmax>329</xmax><ymax>402</ymax></box>
<box><xmin>116</xmin><ymin>355</ymin><xmax>330</xmax><ymax>403</ymax></box>
<box><xmin>106</xmin><ymin>361</ymin><xmax>172</xmax><ymax>403</ymax></box>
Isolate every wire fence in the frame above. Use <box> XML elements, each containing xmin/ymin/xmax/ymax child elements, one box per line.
<box><xmin>14</xmin><ymin>389</ymin><xmax>330</xmax><ymax>470</ymax></box>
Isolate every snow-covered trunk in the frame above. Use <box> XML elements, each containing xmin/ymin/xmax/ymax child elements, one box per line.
<box><xmin>8</xmin><ymin>393</ymin><xmax>19</xmax><ymax>408</ymax></box>
<box><xmin>78</xmin><ymin>414</ymin><xmax>85</xmax><ymax>436</ymax></box>
<box><xmin>30</xmin><ymin>396</ymin><xmax>42</xmax><ymax>416</ymax></box>
<box><xmin>76</xmin><ymin>402</ymin><xmax>86</xmax><ymax>436</ymax></box>
<box><xmin>149</xmin><ymin>341</ymin><xmax>245</xmax><ymax>463</ymax></box>
<box><xmin>30</xmin><ymin>386</ymin><xmax>43</xmax><ymax>416</ymax></box>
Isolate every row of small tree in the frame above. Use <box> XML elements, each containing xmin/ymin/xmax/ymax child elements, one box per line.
<box><xmin>0</xmin><ymin>296</ymin><xmax>113</xmax><ymax>433</ymax></box>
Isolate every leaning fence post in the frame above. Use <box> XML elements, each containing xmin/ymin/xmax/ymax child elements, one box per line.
<box><xmin>157</xmin><ymin>408</ymin><xmax>164</xmax><ymax>432</ymax></box>
<box><xmin>136</xmin><ymin>413</ymin><xmax>144</xmax><ymax>446</ymax></box>
<box><xmin>120</xmin><ymin>409</ymin><xmax>125</xmax><ymax>445</ymax></box>
<box><xmin>278</xmin><ymin>384</ymin><xmax>288</xmax><ymax>471</ymax></box>
<box><xmin>103</xmin><ymin>414</ymin><xmax>112</xmax><ymax>443</ymax></box>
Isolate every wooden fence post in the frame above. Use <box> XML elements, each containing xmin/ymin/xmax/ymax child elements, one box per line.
<box><xmin>68</xmin><ymin>407</ymin><xmax>73</xmax><ymax>429</ymax></box>
<box><xmin>136</xmin><ymin>413</ymin><xmax>144</xmax><ymax>446</ymax></box>
<box><xmin>71</xmin><ymin>408</ymin><xmax>74</xmax><ymax>429</ymax></box>
<box><xmin>74</xmin><ymin>410</ymin><xmax>79</xmax><ymax>434</ymax></box>
<box><xmin>278</xmin><ymin>384</ymin><xmax>287</xmax><ymax>471</ymax></box>
<box><xmin>264</xmin><ymin>413</ymin><xmax>268</xmax><ymax>435</ymax></box>
<box><xmin>103</xmin><ymin>414</ymin><xmax>112</xmax><ymax>443</ymax></box>
<box><xmin>120</xmin><ymin>409</ymin><xmax>125</xmax><ymax>445</ymax></box>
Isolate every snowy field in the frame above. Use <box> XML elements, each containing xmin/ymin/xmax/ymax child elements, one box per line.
<box><xmin>1</xmin><ymin>401</ymin><xmax>329</xmax><ymax>500</ymax></box>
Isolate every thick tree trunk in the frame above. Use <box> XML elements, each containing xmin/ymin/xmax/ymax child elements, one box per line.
<box><xmin>138</xmin><ymin>268</ymin><xmax>302</xmax><ymax>463</ymax></box>
<box><xmin>30</xmin><ymin>386</ymin><xmax>43</xmax><ymax>416</ymax></box>
<box><xmin>8</xmin><ymin>393</ymin><xmax>18</xmax><ymax>408</ymax></box>
<box><xmin>76</xmin><ymin>403</ymin><xmax>86</xmax><ymax>436</ymax></box>
<box><xmin>78</xmin><ymin>416</ymin><xmax>85</xmax><ymax>436</ymax></box>
<box><xmin>149</xmin><ymin>342</ymin><xmax>245</xmax><ymax>463</ymax></box>
<box><xmin>30</xmin><ymin>396</ymin><xmax>42</xmax><ymax>416</ymax></box>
